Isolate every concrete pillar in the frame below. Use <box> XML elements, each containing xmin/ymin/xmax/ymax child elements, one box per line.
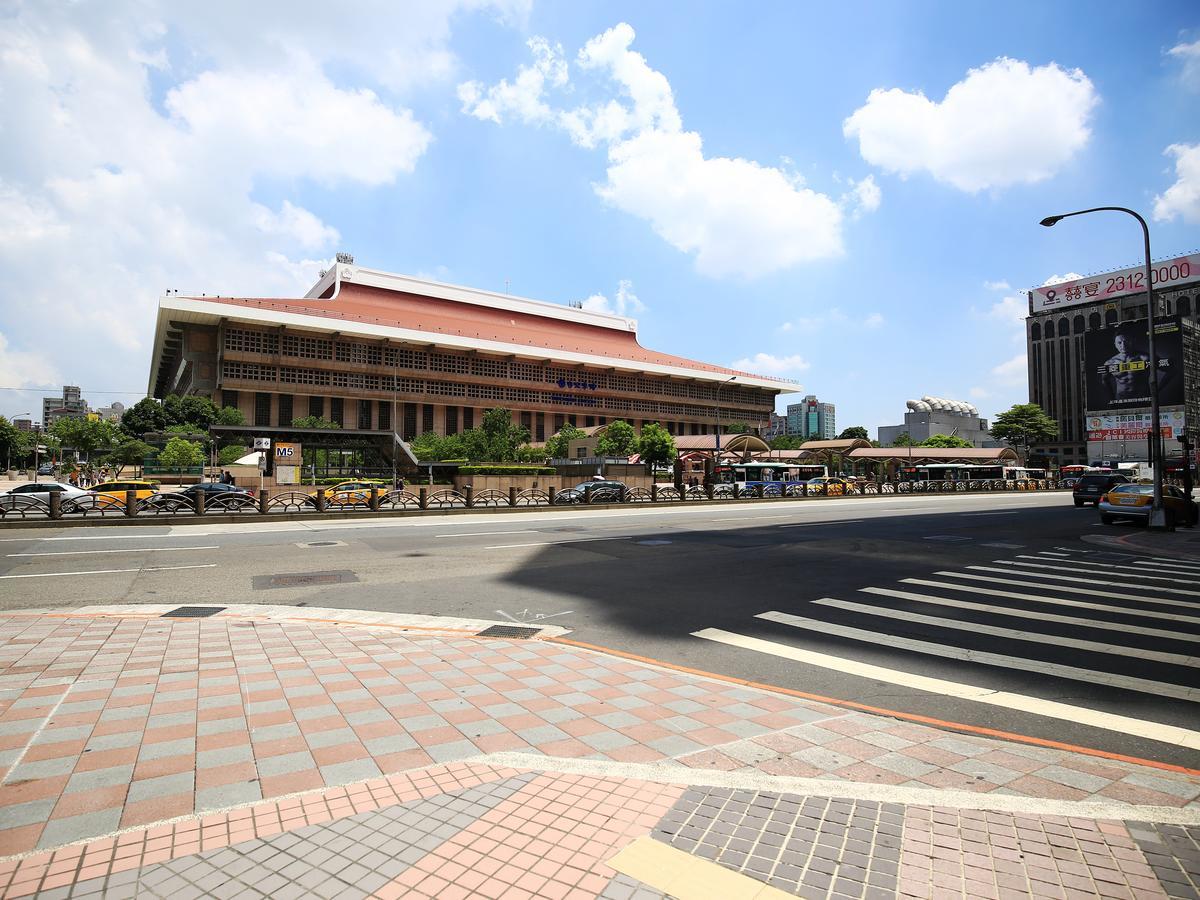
<box><xmin>509</xmin><ymin>486</ymin><xmax>518</xmax><ymax>507</ymax></box>
<box><xmin>258</xmin><ymin>490</ymin><xmax>269</xmax><ymax>515</ymax></box>
<box><xmin>125</xmin><ymin>490</ymin><xmax>137</xmax><ymax>518</ymax></box>
<box><xmin>315</xmin><ymin>490</ymin><xmax>326</xmax><ymax>512</ymax></box>
<box><xmin>48</xmin><ymin>491</ymin><xmax>61</xmax><ymax>519</ymax></box>
<box><xmin>419</xmin><ymin>487</ymin><xmax>428</xmax><ymax>510</ymax></box>
<box><xmin>369</xmin><ymin>487</ymin><xmax>380</xmax><ymax>512</ymax></box>
<box><xmin>194</xmin><ymin>490</ymin><xmax>205</xmax><ymax>515</ymax></box>
<box><xmin>465</xmin><ymin>485</ymin><xmax>474</xmax><ymax>508</ymax></box>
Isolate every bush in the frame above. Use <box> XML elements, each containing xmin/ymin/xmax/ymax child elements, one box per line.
<box><xmin>458</xmin><ymin>466</ymin><xmax>556</xmax><ymax>476</ymax></box>
<box><xmin>316</xmin><ymin>476</ymin><xmax>388</xmax><ymax>486</ymax></box>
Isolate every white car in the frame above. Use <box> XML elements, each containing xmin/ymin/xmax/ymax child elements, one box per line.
<box><xmin>0</xmin><ymin>481</ymin><xmax>87</xmax><ymax>509</ymax></box>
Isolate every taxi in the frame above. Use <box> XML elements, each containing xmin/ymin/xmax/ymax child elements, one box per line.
<box><xmin>1098</xmin><ymin>483</ymin><xmax>1197</xmax><ymax>527</ymax></box>
<box><xmin>806</xmin><ymin>476</ymin><xmax>858</xmax><ymax>495</ymax></box>
<box><xmin>311</xmin><ymin>480</ymin><xmax>386</xmax><ymax>505</ymax></box>
<box><xmin>88</xmin><ymin>480</ymin><xmax>159</xmax><ymax>501</ymax></box>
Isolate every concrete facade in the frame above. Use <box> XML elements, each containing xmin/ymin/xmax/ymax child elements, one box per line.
<box><xmin>877</xmin><ymin>396</ymin><xmax>994</xmax><ymax>447</ymax></box>
<box><xmin>785</xmin><ymin>395</ymin><xmax>835</xmax><ymax>439</ymax></box>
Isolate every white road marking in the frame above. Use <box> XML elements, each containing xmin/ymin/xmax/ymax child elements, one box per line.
<box><xmin>779</xmin><ymin>520</ymin><xmax>864</xmax><ymax>528</ymax></box>
<box><xmin>1016</xmin><ymin>554</ymin><xmax>1200</xmax><ymax>581</ymax></box>
<box><xmin>0</xmin><ymin>564</ymin><xmax>217</xmax><ymax>580</ymax></box>
<box><xmin>434</xmin><ymin>530</ymin><xmax>538</xmax><ymax>538</ymax></box>
<box><xmin>963</xmin><ymin>511</ymin><xmax>1021</xmax><ymax>517</ymax></box>
<box><xmin>860</xmin><ymin>586</ymin><xmax>1200</xmax><ymax>645</ymax></box>
<box><xmin>690</xmin><ymin>628</ymin><xmax>1200</xmax><ymax>750</ymax></box>
<box><xmin>483</xmin><ymin>536</ymin><xmax>630</xmax><ymax>550</ymax></box>
<box><xmin>1146</xmin><ymin>555</ymin><xmax>1200</xmax><ymax>569</ymax></box>
<box><xmin>934</xmin><ymin>570</ymin><xmax>1200</xmax><ymax>610</ymax></box>
<box><xmin>971</xmin><ymin>564</ymin><xmax>1200</xmax><ymax>598</ymax></box>
<box><xmin>757</xmin><ymin>611</ymin><xmax>1199</xmax><ymax>702</ymax></box>
<box><xmin>980</xmin><ymin>542</ymin><xmax>1024</xmax><ymax>549</ymax></box>
<box><xmin>901</xmin><ymin>578</ymin><xmax>1200</xmax><ymax>626</ymax></box>
<box><xmin>998</xmin><ymin>559</ymin><xmax>1200</xmax><ymax>591</ymax></box>
<box><xmin>1040</xmin><ymin>551</ymin><xmax>1070</xmax><ymax>556</ymax></box>
<box><xmin>816</xmin><ymin>597</ymin><xmax>1197</xmax><ymax>667</ymax></box>
<box><xmin>716</xmin><ymin>515</ymin><xmax>789</xmax><ymax>521</ymax></box>
<box><xmin>7</xmin><ymin>546</ymin><xmax>218</xmax><ymax>557</ymax></box>
<box><xmin>1132</xmin><ymin>559</ymin><xmax>1200</xmax><ymax>574</ymax></box>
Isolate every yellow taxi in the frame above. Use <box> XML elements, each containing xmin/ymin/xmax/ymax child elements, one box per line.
<box><xmin>806</xmin><ymin>476</ymin><xmax>858</xmax><ymax>495</ymax></box>
<box><xmin>1098</xmin><ymin>483</ymin><xmax>1198</xmax><ymax>527</ymax></box>
<box><xmin>311</xmin><ymin>480</ymin><xmax>386</xmax><ymax>506</ymax></box>
<box><xmin>89</xmin><ymin>480</ymin><xmax>159</xmax><ymax>501</ymax></box>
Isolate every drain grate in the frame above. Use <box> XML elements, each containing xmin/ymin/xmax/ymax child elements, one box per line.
<box><xmin>162</xmin><ymin>606</ymin><xmax>226</xmax><ymax>618</ymax></box>
<box><xmin>252</xmin><ymin>570</ymin><xmax>358</xmax><ymax>590</ymax></box>
<box><xmin>306</xmin><ymin>541</ymin><xmax>340</xmax><ymax>547</ymax></box>
<box><xmin>477</xmin><ymin>625</ymin><xmax>541</xmax><ymax>639</ymax></box>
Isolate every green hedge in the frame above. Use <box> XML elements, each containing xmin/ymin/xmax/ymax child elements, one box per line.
<box><xmin>315</xmin><ymin>476</ymin><xmax>389</xmax><ymax>486</ymax></box>
<box><xmin>458</xmin><ymin>466</ymin><xmax>555</xmax><ymax>476</ymax></box>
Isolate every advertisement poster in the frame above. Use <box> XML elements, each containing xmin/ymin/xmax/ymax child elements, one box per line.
<box><xmin>1084</xmin><ymin>317</ymin><xmax>1184</xmax><ymax>413</ymax></box>
<box><xmin>1030</xmin><ymin>253</ymin><xmax>1199</xmax><ymax>313</ymax></box>
<box><xmin>1086</xmin><ymin>410</ymin><xmax>1185</xmax><ymax>441</ymax></box>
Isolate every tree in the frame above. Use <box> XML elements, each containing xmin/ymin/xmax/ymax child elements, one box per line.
<box><xmin>545</xmin><ymin>424</ymin><xmax>585</xmax><ymax>459</ymax></box>
<box><xmin>51</xmin><ymin>417</ymin><xmax>119</xmax><ymax>459</ymax></box>
<box><xmin>158</xmin><ymin>436</ymin><xmax>205</xmax><ymax>474</ymax></box>
<box><xmin>638</xmin><ymin>423</ymin><xmax>676</xmax><ymax>469</ymax></box>
<box><xmin>724</xmin><ymin>422</ymin><xmax>752</xmax><ymax>434</ymax></box>
<box><xmin>410</xmin><ymin>431</ymin><xmax>467</xmax><ymax>462</ymax></box>
<box><xmin>920</xmin><ymin>433</ymin><xmax>973</xmax><ymax>448</ymax></box>
<box><xmin>837</xmin><ymin>426</ymin><xmax>869</xmax><ymax>441</ymax></box>
<box><xmin>596</xmin><ymin>420</ymin><xmax>637</xmax><ymax>457</ymax></box>
<box><xmin>990</xmin><ymin>403</ymin><xmax>1058</xmax><ymax>461</ymax></box>
<box><xmin>121</xmin><ymin>398</ymin><xmax>168</xmax><ymax>437</ymax></box>
<box><xmin>106</xmin><ymin>437</ymin><xmax>155</xmax><ymax>476</ymax></box>
<box><xmin>213</xmin><ymin>406</ymin><xmax>245</xmax><ymax>426</ymax></box>
<box><xmin>480</xmin><ymin>407</ymin><xmax>530</xmax><ymax>461</ymax></box>
<box><xmin>890</xmin><ymin>432</ymin><xmax>917</xmax><ymax>447</ymax></box>
<box><xmin>217</xmin><ymin>445</ymin><xmax>252</xmax><ymax>466</ymax></box>
<box><xmin>290</xmin><ymin>416</ymin><xmax>340</xmax><ymax>429</ymax></box>
<box><xmin>768</xmin><ymin>435</ymin><xmax>804</xmax><ymax>450</ymax></box>
<box><xmin>0</xmin><ymin>417</ymin><xmax>23</xmax><ymax>470</ymax></box>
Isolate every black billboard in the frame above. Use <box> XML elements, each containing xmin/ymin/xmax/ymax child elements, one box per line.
<box><xmin>1084</xmin><ymin>316</ymin><xmax>1184</xmax><ymax>413</ymax></box>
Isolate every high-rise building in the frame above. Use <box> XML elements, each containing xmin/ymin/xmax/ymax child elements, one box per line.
<box><xmin>42</xmin><ymin>386</ymin><xmax>89</xmax><ymax>427</ymax></box>
<box><xmin>786</xmin><ymin>395</ymin><xmax>835</xmax><ymax>439</ymax></box>
<box><xmin>1025</xmin><ymin>254</ymin><xmax>1200</xmax><ymax>467</ymax></box>
<box><xmin>877</xmin><ymin>396</ymin><xmax>996</xmax><ymax>447</ymax></box>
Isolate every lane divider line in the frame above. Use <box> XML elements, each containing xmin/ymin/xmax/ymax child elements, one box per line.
<box><xmin>6</xmin><ymin>546</ymin><xmax>219</xmax><ymax>557</ymax></box>
<box><xmin>0</xmin><ymin>564</ymin><xmax>218</xmax><ymax>580</ymax></box>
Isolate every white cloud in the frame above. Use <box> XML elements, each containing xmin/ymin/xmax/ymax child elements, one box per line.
<box><xmin>1041</xmin><ymin>272</ymin><xmax>1083</xmax><ymax>286</ymax></box>
<box><xmin>984</xmin><ymin>279</ymin><xmax>1011</xmax><ymax>292</ymax></box>
<box><xmin>986</xmin><ymin>293</ymin><xmax>1028</xmax><ymax>329</ymax></box>
<box><xmin>777</xmin><ymin>308</ymin><xmax>882</xmax><ymax>330</ymax></box>
<box><xmin>777</xmin><ymin>321</ymin><xmax>793</xmax><ymax>332</ymax></box>
<box><xmin>992</xmin><ymin>353</ymin><xmax>1027</xmax><ymax>385</ymax></box>
<box><xmin>844</xmin><ymin>175</ymin><xmax>882</xmax><ymax>218</ymax></box>
<box><xmin>0</xmin><ymin>2</ymin><xmax>506</xmax><ymax>416</ymax></box>
<box><xmin>0</xmin><ymin>331</ymin><xmax>62</xmax><ymax>391</ymax></box>
<box><xmin>730</xmin><ymin>352</ymin><xmax>810</xmax><ymax>375</ymax></box>
<box><xmin>1153</xmin><ymin>143</ymin><xmax>1200</xmax><ymax>223</ymax></box>
<box><xmin>844</xmin><ymin>58</ymin><xmax>1099</xmax><ymax>192</ymax></box>
<box><xmin>457</xmin><ymin>22</ymin><xmax>852</xmax><ymax>278</ymax></box>
<box><xmin>863</xmin><ymin>312</ymin><xmax>885</xmax><ymax>328</ymax></box>
<box><xmin>968</xmin><ymin>386</ymin><xmax>991</xmax><ymax>399</ymax></box>
<box><xmin>577</xmin><ymin>279</ymin><xmax>644</xmax><ymax>317</ymax></box>
<box><xmin>1168</xmin><ymin>39</ymin><xmax>1200</xmax><ymax>90</ymax></box>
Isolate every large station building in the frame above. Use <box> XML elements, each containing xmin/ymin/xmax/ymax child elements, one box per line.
<box><xmin>146</xmin><ymin>262</ymin><xmax>800</xmax><ymax>461</ymax></box>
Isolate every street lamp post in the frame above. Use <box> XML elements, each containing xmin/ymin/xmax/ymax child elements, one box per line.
<box><xmin>1040</xmin><ymin>207</ymin><xmax>1167</xmax><ymax>529</ymax></box>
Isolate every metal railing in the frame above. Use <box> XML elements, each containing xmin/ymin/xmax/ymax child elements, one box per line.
<box><xmin>0</xmin><ymin>479</ymin><xmax>1061</xmax><ymax>523</ymax></box>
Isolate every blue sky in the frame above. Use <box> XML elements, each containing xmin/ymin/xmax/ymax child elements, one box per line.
<box><xmin>0</xmin><ymin>1</ymin><xmax>1197</xmax><ymax>435</ymax></box>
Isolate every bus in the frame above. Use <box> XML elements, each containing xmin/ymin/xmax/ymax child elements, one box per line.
<box><xmin>714</xmin><ymin>462</ymin><xmax>827</xmax><ymax>490</ymax></box>
<box><xmin>910</xmin><ymin>464</ymin><xmax>1047</xmax><ymax>482</ymax></box>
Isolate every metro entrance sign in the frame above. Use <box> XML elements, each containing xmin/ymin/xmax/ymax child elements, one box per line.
<box><xmin>1029</xmin><ymin>252</ymin><xmax>1199</xmax><ymax>314</ymax></box>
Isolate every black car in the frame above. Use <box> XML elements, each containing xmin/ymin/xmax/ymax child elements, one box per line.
<box><xmin>561</xmin><ymin>480</ymin><xmax>626</xmax><ymax>503</ymax></box>
<box><xmin>1072</xmin><ymin>473</ymin><xmax>1129</xmax><ymax>507</ymax></box>
<box><xmin>180</xmin><ymin>481</ymin><xmax>251</xmax><ymax>496</ymax></box>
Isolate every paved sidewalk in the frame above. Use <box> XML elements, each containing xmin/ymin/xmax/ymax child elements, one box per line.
<box><xmin>0</xmin><ymin>606</ymin><xmax>1197</xmax><ymax>898</ymax></box>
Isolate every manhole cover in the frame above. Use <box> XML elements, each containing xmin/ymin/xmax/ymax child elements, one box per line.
<box><xmin>477</xmin><ymin>625</ymin><xmax>541</xmax><ymax>639</ymax></box>
<box><xmin>162</xmin><ymin>606</ymin><xmax>226</xmax><ymax>618</ymax></box>
<box><xmin>635</xmin><ymin>540</ymin><xmax>672</xmax><ymax>546</ymax></box>
<box><xmin>305</xmin><ymin>541</ymin><xmax>341</xmax><ymax>547</ymax></box>
<box><xmin>252</xmin><ymin>570</ymin><xmax>359</xmax><ymax>590</ymax></box>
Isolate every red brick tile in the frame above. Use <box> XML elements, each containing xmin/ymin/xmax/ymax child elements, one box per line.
<box><xmin>473</xmin><ymin>733</ymin><xmax>530</xmax><ymax>754</ymax></box>
<box><xmin>23</xmin><ymin>739</ymin><xmax>86</xmax><ymax>763</ymax></box>
<box><xmin>0</xmin><ymin>775</ymin><xmax>70</xmax><ymax>807</ymax></box>
<box><xmin>409</xmin><ymin>726</ymin><xmax>461</xmax><ymax>746</ymax></box>
<box><xmin>310</xmin><ymin>743</ymin><xmax>370</xmax><ymax>766</ymax></box>
<box><xmin>259</xmin><ymin>770</ymin><xmax>324</xmax><ymax>798</ymax></box>
<box><xmin>120</xmin><ymin>793</ymin><xmax>194</xmax><ymax>829</ymax></box>
<box><xmin>297</xmin><ymin>715</ymin><xmax>347</xmax><ymax>734</ymax></box>
<box><xmin>374</xmin><ymin>749</ymin><xmax>435</xmax><ymax>774</ymax></box>
<box><xmin>51</xmin><ymin>784</ymin><xmax>128</xmax><ymax>820</ymax></box>
<box><xmin>251</xmin><ymin>735</ymin><xmax>309</xmax><ymax>758</ymax></box>
<box><xmin>142</xmin><ymin>724</ymin><xmax>196</xmax><ymax>745</ymax></box>
<box><xmin>602</xmin><ymin>744</ymin><xmax>667</xmax><ymax>764</ymax></box>
<box><xmin>246</xmin><ymin>710</ymin><xmax>294</xmax><ymax>729</ymax></box>
<box><xmin>352</xmin><ymin>721</ymin><xmax>406</xmax><ymax>741</ymax></box>
<box><xmin>196</xmin><ymin>730</ymin><xmax>251</xmax><ymax>753</ymax></box>
<box><xmin>0</xmin><ymin>823</ymin><xmax>44</xmax><ymax>855</ymax></box>
<box><xmin>133</xmin><ymin>754</ymin><xmax>194</xmax><ymax>781</ymax></box>
<box><xmin>90</xmin><ymin>718</ymin><xmax>147</xmax><ymax>738</ymax></box>
<box><xmin>196</xmin><ymin>762</ymin><xmax>259</xmax><ymax>791</ymax></box>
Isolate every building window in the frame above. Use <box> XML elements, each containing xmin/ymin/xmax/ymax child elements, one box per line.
<box><xmin>520</xmin><ymin>411</ymin><xmax>532</xmax><ymax>435</ymax></box>
<box><xmin>330</xmin><ymin>397</ymin><xmax>343</xmax><ymax>427</ymax></box>
<box><xmin>403</xmin><ymin>403</ymin><xmax>417</xmax><ymax>440</ymax></box>
<box><xmin>1045</xmin><ymin>320</ymin><xmax>1056</xmax><ymax>339</ymax></box>
<box><xmin>278</xmin><ymin>394</ymin><xmax>293</xmax><ymax>427</ymax></box>
<box><xmin>446</xmin><ymin>406</ymin><xmax>459</xmax><ymax>435</ymax></box>
<box><xmin>254</xmin><ymin>392</ymin><xmax>271</xmax><ymax>427</ymax></box>
<box><xmin>535</xmin><ymin>412</ymin><xmax>545</xmax><ymax>442</ymax></box>
<box><xmin>422</xmin><ymin>404</ymin><xmax>434</xmax><ymax>434</ymax></box>
<box><xmin>1105</xmin><ymin>308</ymin><xmax>1118</xmax><ymax>325</ymax></box>
<box><xmin>378</xmin><ymin>401</ymin><xmax>391</xmax><ymax>432</ymax></box>
<box><xmin>1089</xmin><ymin>312</ymin><xmax>1101</xmax><ymax>329</ymax></box>
<box><xmin>358</xmin><ymin>399</ymin><xmax>372</xmax><ymax>430</ymax></box>
<box><xmin>1073</xmin><ymin>315</ymin><xmax>1085</xmax><ymax>334</ymax></box>
<box><xmin>221</xmin><ymin>390</ymin><xmax>239</xmax><ymax>410</ymax></box>
<box><xmin>1030</xmin><ymin>322</ymin><xmax>1041</xmax><ymax>341</ymax></box>
<box><xmin>309</xmin><ymin>396</ymin><xmax>324</xmax><ymax>419</ymax></box>
<box><xmin>554</xmin><ymin>414</ymin><xmax>565</xmax><ymax>433</ymax></box>
<box><xmin>585</xmin><ymin>416</ymin><xmax>595</xmax><ymax>428</ymax></box>
<box><xmin>1179</xmin><ymin>296</ymin><xmax>1192</xmax><ymax>317</ymax></box>
<box><xmin>463</xmin><ymin>407</ymin><xmax>474</xmax><ymax>431</ymax></box>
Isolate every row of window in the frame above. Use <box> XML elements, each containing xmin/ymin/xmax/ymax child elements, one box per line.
<box><xmin>222</xmin><ymin>326</ymin><xmax>766</xmax><ymax>406</ymax></box>
<box><xmin>1030</xmin><ymin>296</ymin><xmax>1194</xmax><ymax>341</ymax></box>
<box><xmin>229</xmin><ymin>389</ymin><xmax>724</xmax><ymax>441</ymax></box>
<box><xmin>220</xmin><ymin>361</ymin><xmax>763</xmax><ymax>422</ymax></box>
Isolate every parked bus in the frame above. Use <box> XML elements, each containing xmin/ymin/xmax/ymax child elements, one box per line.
<box><xmin>910</xmin><ymin>464</ymin><xmax>1047</xmax><ymax>482</ymax></box>
<box><xmin>714</xmin><ymin>462</ymin><xmax>826</xmax><ymax>490</ymax></box>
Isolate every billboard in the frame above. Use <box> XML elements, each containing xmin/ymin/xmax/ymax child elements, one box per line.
<box><xmin>1086</xmin><ymin>410</ymin><xmax>1185</xmax><ymax>441</ymax></box>
<box><xmin>1029</xmin><ymin>252</ymin><xmax>1199</xmax><ymax>314</ymax></box>
<box><xmin>1084</xmin><ymin>317</ymin><xmax>1184</xmax><ymax>413</ymax></box>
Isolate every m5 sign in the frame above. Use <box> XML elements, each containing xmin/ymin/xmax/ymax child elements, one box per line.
<box><xmin>274</xmin><ymin>443</ymin><xmax>300</xmax><ymax>461</ymax></box>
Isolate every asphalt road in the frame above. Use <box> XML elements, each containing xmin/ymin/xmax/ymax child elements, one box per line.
<box><xmin>2</xmin><ymin>491</ymin><xmax>1198</xmax><ymax>769</ymax></box>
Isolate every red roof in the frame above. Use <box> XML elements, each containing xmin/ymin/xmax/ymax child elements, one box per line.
<box><xmin>202</xmin><ymin>282</ymin><xmax>753</xmax><ymax>378</ymax></box>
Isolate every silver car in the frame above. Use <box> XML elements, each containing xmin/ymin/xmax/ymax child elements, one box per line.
<box><xmin>0</xmin><ymin>481</ymin><xmax>87</xmax><ymax>509</ymax></box>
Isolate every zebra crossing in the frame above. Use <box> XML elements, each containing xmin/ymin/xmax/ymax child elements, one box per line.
<box><xmin>691</xmin><ymin>546</ymin><xmax>1200</xmax><ymax>751</ymax></box>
